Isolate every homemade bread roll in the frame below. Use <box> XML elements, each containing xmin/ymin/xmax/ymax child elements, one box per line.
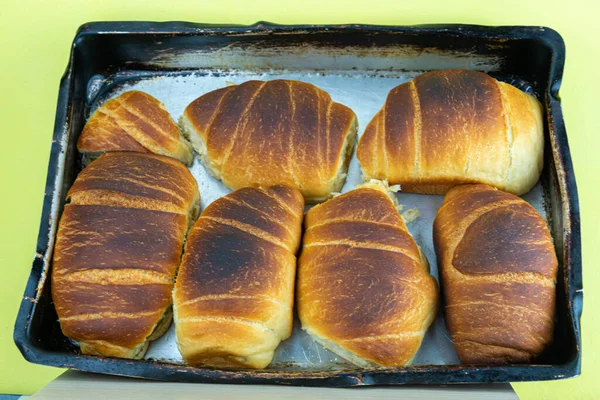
<box><xmin>173</xmin><ymin>185</ymin><xmax>304</xmax><ymax>369</ymax></box>
<box><xmin>180</xmin><ymin>80</ymin><xmax>358</xmax><ymax>202</ymax></box>
<box><xmin>78</xmin><ymin>91</ymin><xmax>194</xmax><ymax>164</ymax></box>
<box><xmin>433</xmin><ymin>184</ymin><xmax>558</xmax><ymax>364</ymax></box>
<box><xmin>357</xmin><ymin>69</ymin><xmax>544</xmax><ymax>195</ymax></box>
<box><xmin>51</xmin><ymin>152</ymin><xmax>199</xmax><ymax>359</ymax></box>
<box><xmin>297</xmin><ymin>181</ymin><xmax>439</xmax><ymax>367</ymax></box>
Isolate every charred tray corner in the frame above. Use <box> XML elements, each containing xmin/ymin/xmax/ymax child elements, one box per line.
<box><xmin>14</xmin><ymin>22</ymin><xmax>582</xmax><ymax>386</ymax></box>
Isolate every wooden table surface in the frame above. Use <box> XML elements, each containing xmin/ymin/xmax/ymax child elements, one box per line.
<box><xmin>22</xmin><ymin>371</ymin><xmax>518</xmax><ymax>399</ymax></box>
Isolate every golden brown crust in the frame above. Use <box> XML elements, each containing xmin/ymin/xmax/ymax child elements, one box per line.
<box><xmin>303</xmin><ymin>186</ymin><xmax>407</xmax><ymax>229</ymax></box>
<box><xmin>182</xmin><ymin>85</ymin><xmax>238</xmax><ymax>147</ymax></box>
<box><xmin>433</xmin><ymin>184</ymin><xmax>557</xmax><ymax>364</ymax></box>
<box><xmin>173</xmin><ymin>186</ymin><xmax>304</xmax><ymax>369</ymax></box>
<box><xmin>357</xmin><ymin>70</ymin><xmax>543</xmax><ymax>195</ymax></box>
<box><xmin>181</xmin><ymin>80</ymin><xmax>358</xmax><ymax>202</ymax></box>
<box><xmin>51</xmin><ymin>153</ymin><xmax>199</xmax><ymax>359</ymax></box>
<box><xmin>67</xmin><ymin>152</ymin><xmax>199</xmax><ymax>217</ymax></box>
<box><xmin>78</xmin><ymin>111</ymin><xmax>150</xmax><ymax>154</ymax></box>
<box><xmin>453</xmin><ymin>203</ymin><xmax>558</xmax><ymax>275</ymax></box>
<box><xmin>298</xmin><ymin>184</ymin><xmax>439</xmax><ymax>367</ymax></box>
<box><xmin>52</xmin><ymin>205</ymin><xmax>187</xmax><ymax>275</ymax></box>
<box><xmin>78</xmin><ymin>91</ymin><xmax>194</xmax><ymax>164</ymax></box>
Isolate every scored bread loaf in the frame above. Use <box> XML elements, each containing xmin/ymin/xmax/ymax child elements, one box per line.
<box><xmin>78</xmin><ymin>91</ymin><xmax>194</xmax><ymax>165</ymax></box>
<box><xmin>357</xmin><ymin>69</ymin><xmax>544</xmax><ymax>195</ymax></box>
<box><xmin>297</xmin><ymin>181</ymin><xmax>439</xmax><ymax>367</ymax></box>
<box><xmin>51</xmin><ymin>152</ymin><xmax>199</xmax><ymax>359</ymax></box>
<box><xmin>433</xmin><ymin>184</ymin><xmax>558</xmax><ymax>364</ymax></box>
<box><xmin>179</xmin><ymin>80</ymin><xmax>358</xmax><ymax>203</ymax></box>
<box><xmin>173</xmin><ymin>185</ymin><xmax>304</xmax><ymax>369</ymax></box>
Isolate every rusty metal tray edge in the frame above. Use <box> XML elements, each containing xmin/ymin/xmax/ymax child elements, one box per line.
<box><xmin>13</xmin><ymin>21</ymin><xmax>582</xmax><ymax>386</ymax></box>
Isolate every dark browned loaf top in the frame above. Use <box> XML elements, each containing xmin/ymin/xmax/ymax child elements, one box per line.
<box><xmin>51</xmin><ymin>152</ymin><xmax>199</xmax><ymax>359</ymax></box>
<box><xmin>357</xmin><ymin>69</ymin><xmax>543</xmax><ymax>195</ymax></box>
<box><xmin>433</xmin><ymin>184</ymin><xmax>558</xmax><ymax>364</ymax></box>
<box><xmin>180</xmin><ymin>80</ymin><xmax>358</xmax><ymax>202</ymax></box>
<box><xmin>174</xmin><ymin>185</ymin><xmax>304</xmax><ymax>369</ymax></box>
<box><xmin>298</xmin><ymin>182</ymin><xmax>438</xmax><ymax>367</ymax></box>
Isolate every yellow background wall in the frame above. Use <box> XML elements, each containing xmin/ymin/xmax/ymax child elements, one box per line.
<box><xmin>1</xmin><ymin>0</ymin><xmax>597</xmax><ymax>398</ymax></box>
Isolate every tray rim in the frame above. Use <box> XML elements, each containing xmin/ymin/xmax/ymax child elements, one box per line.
<box><xmin>13</xmin><ymin>21</ymin><xmax>582</xmax><ymax>387</ymax></box>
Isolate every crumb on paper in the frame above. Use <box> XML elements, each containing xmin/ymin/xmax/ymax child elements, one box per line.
<box><xmin>225</xmin><ymin>80</ymin><xmax>237</xmax><ymax>86</ymax></box>
<box><xmin>402</xmin><ymin>208</ymin><xmax>421</xmax><ymax>223</ymax></box>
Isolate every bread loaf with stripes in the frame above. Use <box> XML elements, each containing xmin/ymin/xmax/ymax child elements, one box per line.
<box><xmin>51</xmin><ymin>152</ymin><xmax>199</xmax><ymax>359</ymax></box>
<box><xmin>179</xmin><ymin>80</ymin><xmax>357</xmax><ymax>203</ymax></box>
<box><xmin>297</xmin><ymin>181</ymin><xmax>439</xmax><ymax>367</ymax></box>
<box><xmin>433</xmin><ymin>184</ymin><xmax>558</xmax><ymax>364</ymax></box>
<box><xmin>173</xmin><ymin>185</ymin><xmax>304</xmax><ymax>369</ymax></box>
<box><xmin>78</xmin><ymin>91</ymin><xmax>194</xmax><ymax>165</ymax></box>
<box><xmin>357</xmin><ymin>69</ymin><xmax>543</xmax><ymax>195</ymax></box>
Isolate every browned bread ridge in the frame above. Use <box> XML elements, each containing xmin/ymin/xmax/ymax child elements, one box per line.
<box><xmin>51</xmin><ymin>152</ymin><xmax>200</xmax><ymax>359</ymax></box>
<box><xmin>173</xmin><ymin>185</ymin><xmax>304</xmax><ymax>369</ymax></box>
<box><xmin>297</xmin><ymin>181</ymin><xmax>439</xmax><ymax>367</ymax></box>
<box><xmin>357</xmin><ymin>69</ymin><xmax>544</xmax><ymax>195</ymax></box>
<box><xmin>78</xmin><ymin>91</ymin><xmax>194</xmax><ymax>165</ymax></box>
<box><xmin>179</xmin><ymin>80</ymin><xmax>358</xmax><ymax>203</ymax></box>
<box><xmin>433</xmin><ymin>184</ymin><xmax>558</xmax><ymax>364</ymax></box>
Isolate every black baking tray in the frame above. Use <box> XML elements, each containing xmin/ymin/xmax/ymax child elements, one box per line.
<box><xmin>14</xmin><ymin>22</ymin><xmax>582</xmax><ymax>386</ymax></box>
